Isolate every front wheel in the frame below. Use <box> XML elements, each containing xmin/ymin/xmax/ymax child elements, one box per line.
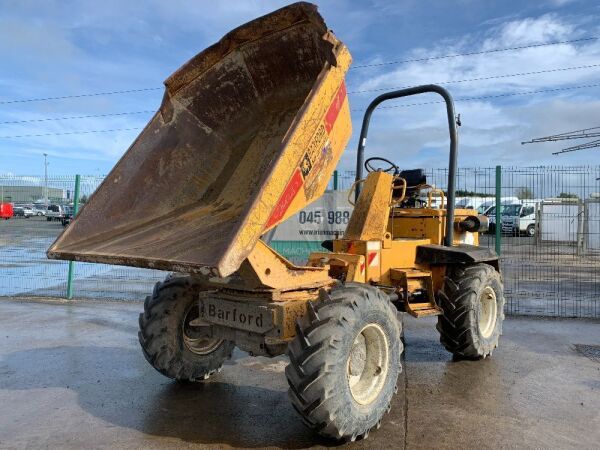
<box><xmin>436</xmin><ymin>264</ymin><xmax>504</xmax><ymax>359</ymax></box>
<box><xmin>286</xmin><ymin>283</ymin><xmax>402</xmax><ymax>441</ymax></box>
<box><xmin>526</xmin><ymin>224</ymin><xmax>535</xmax><ymax>237</ymax></box>
<box><xmin>138</xmin><ymin>276</ymin><xmax>234</xmax><ymax>382</ymax></box>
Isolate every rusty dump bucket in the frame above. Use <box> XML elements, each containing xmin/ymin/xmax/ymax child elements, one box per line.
<box><xmin>48</xmin><ymin>2</ymin><xmax>352</xmax><ymax>277</ymax></box>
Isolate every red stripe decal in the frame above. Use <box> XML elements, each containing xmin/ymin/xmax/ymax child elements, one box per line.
<box><xmin>324</xmin><ymin>81</ymin><xmax>347</xmax><ymax>134</ymax></box>
<box><xmin>368</xmin><ymin>251</ymin><xmax>377</xmax><ymax>266</ymax></box>
<box><xmin>265</xmin><ymin>168</ymin><xmax>303</xmax><ymax>229</ymax></box>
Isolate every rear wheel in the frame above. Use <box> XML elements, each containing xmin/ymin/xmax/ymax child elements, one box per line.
<box><xmin>286</xmin><ymin>283</ymin><xmax>402</xmax><ymax>441</ymax></box>
<box><xmin>138</xmin><ymin>276</ymin><xmax>234</xmax><ymax>381</ymax></box>
<box><xmin>436</xmin><ymin>264</ymin><xmax>504</xmax><ymax>359</ymax></box>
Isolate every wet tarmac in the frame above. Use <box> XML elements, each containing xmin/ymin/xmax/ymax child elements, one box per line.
<box><xmin>0</xmin><ymin>297</ymin><xmax>599</xmax><ymax>449</ymax></box>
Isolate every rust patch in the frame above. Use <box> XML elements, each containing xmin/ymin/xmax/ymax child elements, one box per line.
<box><xmin>48</xmin><ymin>2</ymin><xmax>351</xmax><ymax>279</ymax></box>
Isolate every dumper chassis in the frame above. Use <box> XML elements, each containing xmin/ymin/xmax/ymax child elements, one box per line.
<box><xmin>49</xmin><ymin>2</ymin><xmax>504</xmax><ymax>442</ymax></box>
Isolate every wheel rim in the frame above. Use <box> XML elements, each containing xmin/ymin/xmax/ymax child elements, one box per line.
<box><xmin>528</xmin><ymin>226</ymin><xmax>535</xmax><ymax>236</ymax></box>
<box><xmin>182</xmin><ymin>303</ymin><xmax>223</xmax><ymax>355</ymax></box>
<box><xmin>478</xmin><ymin>286</ymin><xmax>497</xmax><ymax>339</ymax></box>
<box><xmin>347</xmin><ymin>323</ymin><xmax>389</xmax><ymax>405</ymax></box>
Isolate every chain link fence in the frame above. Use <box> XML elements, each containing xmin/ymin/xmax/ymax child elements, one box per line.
<box><xmin>0</xmin><ymin>174</ymin><xmax>166</xmax><ymax>301</ymax></box>
<box><xmin>331</xmin><ymin>166</ymin><xmax>600</xmax><ymax>318</ymax></box>
<box><xmin>1</xmin><ymin>167</ymin><xmax>599</xmax><ymax>317</ymax></box>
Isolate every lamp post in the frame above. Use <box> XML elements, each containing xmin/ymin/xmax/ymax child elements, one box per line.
<box><xmin>43</xmin><ymin>153</ymin><xmax>48</xmax><ymax>207</ymax></box>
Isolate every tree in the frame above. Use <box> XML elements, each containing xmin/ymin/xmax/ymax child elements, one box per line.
<box><xmin>455</xmin><ymin>190</ymin><xmax>493</xmax><ymax>197</ymax></box>
<box><xmin>557</xmin><ymin>192</ymin><xmax>578</xmax><ymax>199</ymax></box>
<box><xmin>515</xmin><ymin>187</ymin><xmax>534</xmax><ymax>200</ymax></box>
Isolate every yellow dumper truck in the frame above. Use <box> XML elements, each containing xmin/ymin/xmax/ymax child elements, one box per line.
<box><xmin>48</xmin><ymin>2</ymin><xmax>504</xmax><ymax>441</ymax></box>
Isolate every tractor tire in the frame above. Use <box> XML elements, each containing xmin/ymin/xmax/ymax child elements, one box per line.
<box><xmin>138</xmin><ymin>275</ymin><xmax>234</xmax><ymax>382</ymax></box>
<box><xmin>286</xmin><ymin>283</ymin><xmax>402</xmax><ymax>441</ymax></box>
<box><xmin>436</xmin><ymin>264</ymin><xmax>504</xmax><ymax>359</ymax></box>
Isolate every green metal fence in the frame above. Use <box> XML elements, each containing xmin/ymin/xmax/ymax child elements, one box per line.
<box><xmin>0</xmin><ymin>174</ymin><xmax>167</xmax><ymax>301</ymax></box>
<box><xmin>1</xmin><ymin>167</ymin><xmax>599</xmax><ymax>318</ymax></box>
<box><xmin>326</xmin><ymin>166</ymin><xmax>600</xmax><ymax>318</ymax></box>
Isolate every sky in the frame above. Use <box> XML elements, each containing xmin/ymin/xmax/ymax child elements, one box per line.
<box><xmin>0</xmin><ymin>0</ymin><xmax>599</xmax><ymax>176</ymax></box>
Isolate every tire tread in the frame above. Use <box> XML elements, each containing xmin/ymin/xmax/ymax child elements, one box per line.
<box><xmin>138</xmin><ymin>275</ymin><xmax>233</xmax><ymax>382</ymax></box>
<box><xmin>285</xmin><ymin>283</ymin><xmax>402</xmax><ymax>441</ymax></box>
<box><xmin>437</xmin><ymin>264</ymin><xmax>504</xmax><ymax>359</ymax></box>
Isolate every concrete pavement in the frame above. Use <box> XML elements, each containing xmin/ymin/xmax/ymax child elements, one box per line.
<box><xmin>0</xmin><ymin>298</ymin><xmax>598</xmax><ymax>449</ymax></box>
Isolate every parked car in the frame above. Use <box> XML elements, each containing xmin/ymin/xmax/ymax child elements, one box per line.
<box><xmin>500</xmin><ymin>200</ymin><xmax>541</xmax><ymax>237</ymax></box>
<box><xmin>46</xmin><ymin>204</ymin><xmax>65</xmax><ymax>221</ymax></box>
<box><xmin>0</xmin><ymin>202</ymin><xmax>13</xmax><ymax>220</ymax></box>
<box><xmin>32</xmin><ymin>206</ymin><xmax>46</xmax><ymax>216</ymax></box>
<box><xmin>13</xmin><ymin>206</ymin><xmax>34</xmax><ymax>218</ymax></box>
<box><xmin>61</xmin><ymin>206</ymin><xmax>74</xmax><ymax>226</ymax></box>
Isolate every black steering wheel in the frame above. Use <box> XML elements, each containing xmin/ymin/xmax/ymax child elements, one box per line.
<box><xmin>364</xmin><ymin>157</ymin><xmax>400</xmax><ymax>175</ymax></box>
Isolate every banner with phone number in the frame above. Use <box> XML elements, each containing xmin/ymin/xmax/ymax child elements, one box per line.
<box><xmin>269</xmin><ymin>190</ymin><xmax>353</xmax><ymax>264</ymax></box>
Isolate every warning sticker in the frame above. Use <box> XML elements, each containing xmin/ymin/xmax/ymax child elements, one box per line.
<box><xmin>300</xmin><ymin>153</ymin><xmax>312</xmax><ymax>178</ymax></box>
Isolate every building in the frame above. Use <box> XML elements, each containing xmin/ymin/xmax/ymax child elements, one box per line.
<box><xmin>0</xmin><ymin>185</ymin><xmax>65</xmax><ymax>203</ymax></box>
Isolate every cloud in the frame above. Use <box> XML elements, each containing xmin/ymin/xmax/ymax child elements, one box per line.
<box><xmin>339</xmin><ymin>13</ymin><xmax>600</xmax><ymax>171</ymax></box>
<box><xmin>547</xmin><ymin>0</ymin><xmax>578</xmax><ymax>6</ymax></box>
<box><xmin>353</xmin><ymin>14</ymin><xmax>599</xmax><ymax>97</ymax></box>
<box><xmin>0</xmin><ymin>0</ymin><xmax>378</xmax><ymax>174</ymax></box>
<box><xmin>485</xmin><ymin>13</ymin><xmax>575</xmax><ymax>47</ymax></box>
<box><xmin>1</xmin><ymin>2</ymin><xmax>598</xmax><ymax>175</ymax></box>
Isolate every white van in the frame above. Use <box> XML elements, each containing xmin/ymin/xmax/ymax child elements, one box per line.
<box><xmin>480</xmin><ymin>197</ymin><xmax>520</xmax><ymax>231</ymax></box>
<box><xmin>478</xmin><ymin>197</ymin><xmax>519</xmax><ymax>215</ymax></box>
<box><xmin>456</xmin><ymin>196</ymin><xmax>494</xmax><ymax>212</ymax></box>
<box><xmin>500</xmin><ymin>200</ymin><xmax>541</xmax><ymax>237</ymax></box>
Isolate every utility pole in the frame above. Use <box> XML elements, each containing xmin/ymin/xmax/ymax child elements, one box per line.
<box><xmin>43</xmin><ymin>153</ymin><xmax>48</xmax><ymax>207</ymax></box>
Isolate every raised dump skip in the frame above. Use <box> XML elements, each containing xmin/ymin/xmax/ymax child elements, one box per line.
<box><xmin>48</xmin><ymin>2</ymin><xmax>352</xmax><ymax>277</ymax></box>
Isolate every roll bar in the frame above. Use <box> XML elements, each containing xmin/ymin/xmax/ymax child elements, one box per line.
<box><xmin>354</xmin><ymin>84</ymin><xmax>459</xmax><ymax>247</ymax></box>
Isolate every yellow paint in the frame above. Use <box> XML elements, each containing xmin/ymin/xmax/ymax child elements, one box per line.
<box><xmin>313</xmin><ymin>171</ymin><xmax>487</xmax><ymax>311</ymax></box>
<box><xmin>307</xmin><ymin>252</ymin><xmax>366</xmax><ymax>283</ymax></box>
<box><xmin>345</xmin><ymin>171</ymin><xmax>393</xmax><ymax>241</ymax></box>
<box><xmin>221</xmin><ymin>44</ymin><xmax>353</xmax><ymax>276</ymax></box>
<box><xmin>389</xmin><ymin>268</ymin><xmax>441</xmax><ymax>317</ymax></box>
<box><xmin>244</xmin><ymin>240</ymin><xmax>331</xmax><ymax>291</ymax></box>
<box><xmin>379</xmin><ymin>238</ymin><xmax>431</xmax><ymax>284</ymax></box>
<box><xmin>389</xmin><ymin>208</ymin><xmax>479</xmax><ymax>245</ymax></box>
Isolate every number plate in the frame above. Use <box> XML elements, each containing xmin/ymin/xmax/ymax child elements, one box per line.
<box><xmin>201</xmin><ymin>296</ymin><xmax>274</xmax><ymax>334</ymax></box>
